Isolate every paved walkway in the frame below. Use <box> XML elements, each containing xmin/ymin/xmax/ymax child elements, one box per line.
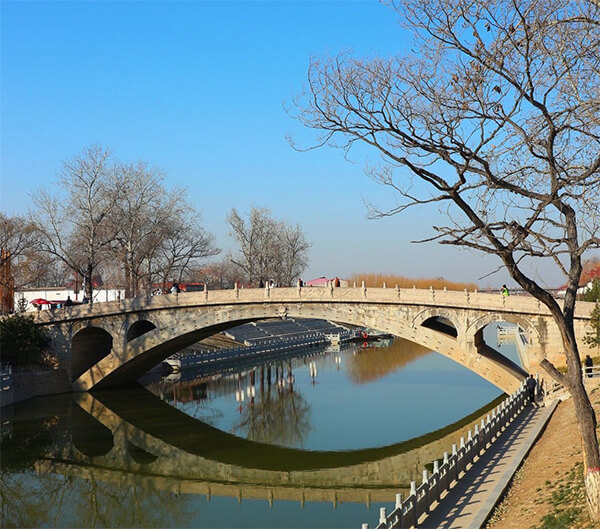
<box><xmin>418</xmin><ymin>400</ymin><xmax>559</xmax><ymax>529</ymax></box>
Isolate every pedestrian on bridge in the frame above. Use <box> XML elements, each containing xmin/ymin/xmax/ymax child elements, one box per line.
<box><xmin>526</xmin><ymin>374</ymin><xmax>537</xmax><ymax>406</ymax></box>
<box><xmin>501</xmin><ymin>284</ymin><xmax>510</xmax><ymax>297</ymax></box>
<box><xmin>585</xmin><ymin>355</ymin><xmax>593</xmax><ymax>378</ymax></box>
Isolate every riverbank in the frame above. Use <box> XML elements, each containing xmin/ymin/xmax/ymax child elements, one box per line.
<box><xmin>486</xmin><ymin>386</ymin><xmax>600</xmax><ymax>529</ymax></box>
<box><xmin>0</xmin><ymin>366</ymin><xmax>70</xmax><ymax>407</ymax></box>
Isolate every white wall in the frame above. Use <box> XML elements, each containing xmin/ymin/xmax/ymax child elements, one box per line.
<box><xmin>14</xmin><ymin>287</ymin><xmax>125</xmax><ymax>311</ymax></box>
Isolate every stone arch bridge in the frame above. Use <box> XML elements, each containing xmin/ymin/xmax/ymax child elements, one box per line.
<box><xmin>35</xmin><ymin>286</ymin><xmax>595</xmax><ymax>394</ymax></box>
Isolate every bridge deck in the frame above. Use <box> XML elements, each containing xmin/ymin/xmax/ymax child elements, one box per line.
<box><xmin>418</xmin><ymin>400</ymin><xmax>558</xmax><ymax>529</ymax></box>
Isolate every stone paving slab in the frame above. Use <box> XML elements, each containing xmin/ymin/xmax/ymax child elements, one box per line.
<box><xmin>418</xmin><ymin>401</ymin><xmax>558</xmax><ymax>529</ymax></box>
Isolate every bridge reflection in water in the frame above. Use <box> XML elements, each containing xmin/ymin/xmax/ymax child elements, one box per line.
<box><xmin>31</xmin><ymin>387</ymin><xmax>502</xmax><ymax>502</ymax></box>
<box><xmin>2</xmin><ymin>341</ymin><xmax>504</xmax><ymax>528</ymax></box>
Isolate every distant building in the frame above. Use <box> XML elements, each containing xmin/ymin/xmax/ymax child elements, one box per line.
<box><xmin>305</xmin><ymin>277</ymin><xmax>348</xmax><ymax>287</ymax></box>
<box><xmin>555</xmin><ymin>280</ymin><xmax>598</xmax><ymax>298</ymax></box>
<box><xmin>15</xmin><ymin>285</ymin><xmax>125</xmax><ymax>311</ymax></box>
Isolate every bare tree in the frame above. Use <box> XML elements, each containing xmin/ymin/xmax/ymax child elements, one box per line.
<box><xmin>107</xmin><ymin>161</ymin><xmax>178</xmax><ymax>297</ymax></box>
<box><xmin>191</xmin><ymin>258</ymin><xmax>243</xmax><ymax>289</ymax></box>
<box><xmin>149</xmin><ymin>208</ymin><xmax>220</xmax><ymax>292</ymax></box>
<box><xmin>0</xmin><ymin>212</ymin><xmax>42</xmax><ymax>292</ymax></box>
<box><xmin>31</xmin><ymin>145</ymin><xmax>119</xmax><ymax>303</ymax></box>
<box><xmin>275</xmin><ymin>223</ymin><xmax>311</xmax><ymax>286</ymax></box>
<box><xmin>226</xmin><ymin>207</ymin><xmax>311</xmax><ymax>286</ymax></box>
<box><xmin>0</xmin><ymin>213</ymin><xmax>37</xmax><ymax>266</ymax></box>
<box><xmin>226</xmin><ymin>207</ymin><xmax>275</xmax><ymax>284</ymax></box>
<box><xmin>293</xmin><ymin>0</ymin><xmax>600</xmax><ymax>515</ymax></box>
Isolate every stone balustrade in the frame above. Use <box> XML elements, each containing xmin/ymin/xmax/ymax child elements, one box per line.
<box><xmin>362</xmin><ymin>384</ymin><xmax>528</xmax><ymax>529</ymax></box>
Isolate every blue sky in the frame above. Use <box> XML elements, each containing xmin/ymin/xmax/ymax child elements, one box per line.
<box><xmin>0</xmin><ymin>0</ymin><xmax>562</xmax><ymax>287</ymax></box>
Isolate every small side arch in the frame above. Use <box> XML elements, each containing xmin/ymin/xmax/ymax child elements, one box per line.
<box><xmin>126</xmin><ymin>319</ymin><xmax>157</xmax><ymax>342</ymax></box>
<box><xmin>71</xmin><ymin>325</ymin><xmax>113</xmax><ymax>382</ymax></box>
<box><xmin>127</xmin><ymin>441</ymin><xmax>159</xmax><ymax>465</ymax></box>
<box><xmin>413</xmin><ymin>308</ymin><xmax>462</xmax><ymax>338</ymax></box>
<box><xmin>466</xmin><ymin>313</ymin><xmax>540</xmax><ymax>345</ymax></box>
<box><xmin>69</xmin><ymin>400</ymin><xmax>114</xmax><ymax>457</ymax></box>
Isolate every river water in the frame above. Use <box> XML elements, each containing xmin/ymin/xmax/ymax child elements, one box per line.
<box><xmin>1</xmin><ymin>329</ymin><xmax>518</xmax><ymax>528</ymax></box>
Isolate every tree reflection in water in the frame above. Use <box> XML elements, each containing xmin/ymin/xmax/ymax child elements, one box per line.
<box><xmin>232</xmin><ymin>363</ymin><xmax>312</xmax><ymax>448</ymax></box>
<box><xmin>0</xmin><ymin>397</ymin><xmax>199</xmax><ymax>529</ymax></box>
<box><xmin>1</xmin><ymin>471</ymin><xmax>198</xmax><ymax>528</ymax></box>
<box><xmin>346</xmin><ymin>339</ymin><xmax>433</xmax><ymax>384</ymax></box>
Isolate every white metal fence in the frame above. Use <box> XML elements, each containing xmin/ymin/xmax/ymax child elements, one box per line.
<box><xmin>0</xmin><ymin>364</ymin><xmax>14</xmax><ymax>408</ymax></box>
<box><xmin>363</xmin><ymin>383</ymin><xmax>528</xmax><ymax>529</ymax></box>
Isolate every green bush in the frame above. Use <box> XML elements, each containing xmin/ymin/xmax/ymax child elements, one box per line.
<box><xmin>0</xmin><ymin>314</ymin><xmax>53</xmax><ymax>367</ymax></box>
<box><xmin>584</xmin><ymin>302</ymin><xmax>600</xmax><ymax>354</ymax></box>
<box><xmin>583</xmin><ymin>278</ymin><xmax>600</xmax><ymax>302</ymax></box>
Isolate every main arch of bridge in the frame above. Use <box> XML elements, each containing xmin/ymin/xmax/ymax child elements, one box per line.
<box><xmin>36</xmin><ymin>286</ymin><xmax>589</xmax><ymax>394</ymax></box>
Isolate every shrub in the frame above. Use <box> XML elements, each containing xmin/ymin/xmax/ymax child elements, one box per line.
<box><xmin>0</xmin><ymin>314</ymin><xmax>53</xmax><ymax>367</ymax></box>
<box><xmin>583</xmin><ymin>278</ymin><xmax>600</xmax><ymax>302</ymax></box>
<box><xmin>583</xmin><ymin>302</ymin><xmax>600</xmax><ymax>355</ymax></box>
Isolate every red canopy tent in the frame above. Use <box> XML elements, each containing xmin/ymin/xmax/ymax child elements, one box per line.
<box><xmin>30</xmin><ymin>298</ymin><xmax>51</xmax><ymax>305</ymax></box>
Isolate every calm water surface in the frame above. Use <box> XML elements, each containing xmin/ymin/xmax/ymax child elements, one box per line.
<box><xmin>1</xmin><ymin>333</ymin><xmax>519</xmax><ymax>528</ymax></box>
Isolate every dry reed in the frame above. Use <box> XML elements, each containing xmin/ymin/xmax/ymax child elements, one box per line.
<box><xmin>347</xmin><ymin>273</ymin><xmax>478</xmax><ymax>292</ymax></box>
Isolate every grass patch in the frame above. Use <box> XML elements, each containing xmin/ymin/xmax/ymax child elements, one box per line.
<box><xmin>533</xmin><ymin>463</ymin><xmax>586</xmax><ymax>529</ymax></box>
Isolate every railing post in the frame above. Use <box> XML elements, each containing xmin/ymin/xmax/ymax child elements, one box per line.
<box><xmin>423</xmin><ymin>469</ymin><xmax>431</xmax><ymax>512</ymax></box>
<box><xmin>379</xmin><ymin>507</ymin><xmax>387</xmax><ymax>526</ymax></box>
<box><xmin>408</xmin><ymin>480</ymin><xmax>418</xmax><ymax>527</ymax></box>
<box><xmin>395</xmin><ymin>492</ymin><xmax>403</xmax><ymax>510</ymax></box>
<box><xmin>451</xmin><ymin>444</ymin><xmax>458</xmax><ymax>482</ymax></box>
<box><xmin>432</xmin><ymin>460</ymin><xmax>440</xmax><ymax>501</ymax></box>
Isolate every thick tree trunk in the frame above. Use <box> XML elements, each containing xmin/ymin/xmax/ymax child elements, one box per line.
<box><xmin>124</xmin><ymin>261</ymin><xmax>133</xmax><ymax>298</ymax></box>
<box><xmin>568</xmin><ymin>373</ymin><xmax>600</xmax><ymax>520</ymax></box>
<box><xmin>547</xmin><ymin>316</ymin><xmax>600</xmax><ymax>520</ymax></box>
<box><xmin>84</xmin><ymin>267</ymin><xmax>93</xmax><ymax>305</ymax></box>
<box><xmin>586</xmin><ymin>471</ymin><xmax>600</xmax><ymax>520</ymax></box>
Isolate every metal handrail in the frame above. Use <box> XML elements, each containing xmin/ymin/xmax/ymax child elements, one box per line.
<box><xmin>174</xmin><ymin>330</ymin><xmax>357</xmax><ymax>369</ymax></box>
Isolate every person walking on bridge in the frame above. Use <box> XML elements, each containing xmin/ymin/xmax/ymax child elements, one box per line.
<box><xmin>501</xmin><ymin>284</ymin><xmax>510</xmax><ymax>297</ymax></box>
<box><xmin>585</xmin><ymin>355</ymin><xmax>593</xmax><ymax>378</ymax></box>
<box><xmin>526</xmin><ymin>374</ymin><xmax>537</xmax><ymax>406</ymax></box>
